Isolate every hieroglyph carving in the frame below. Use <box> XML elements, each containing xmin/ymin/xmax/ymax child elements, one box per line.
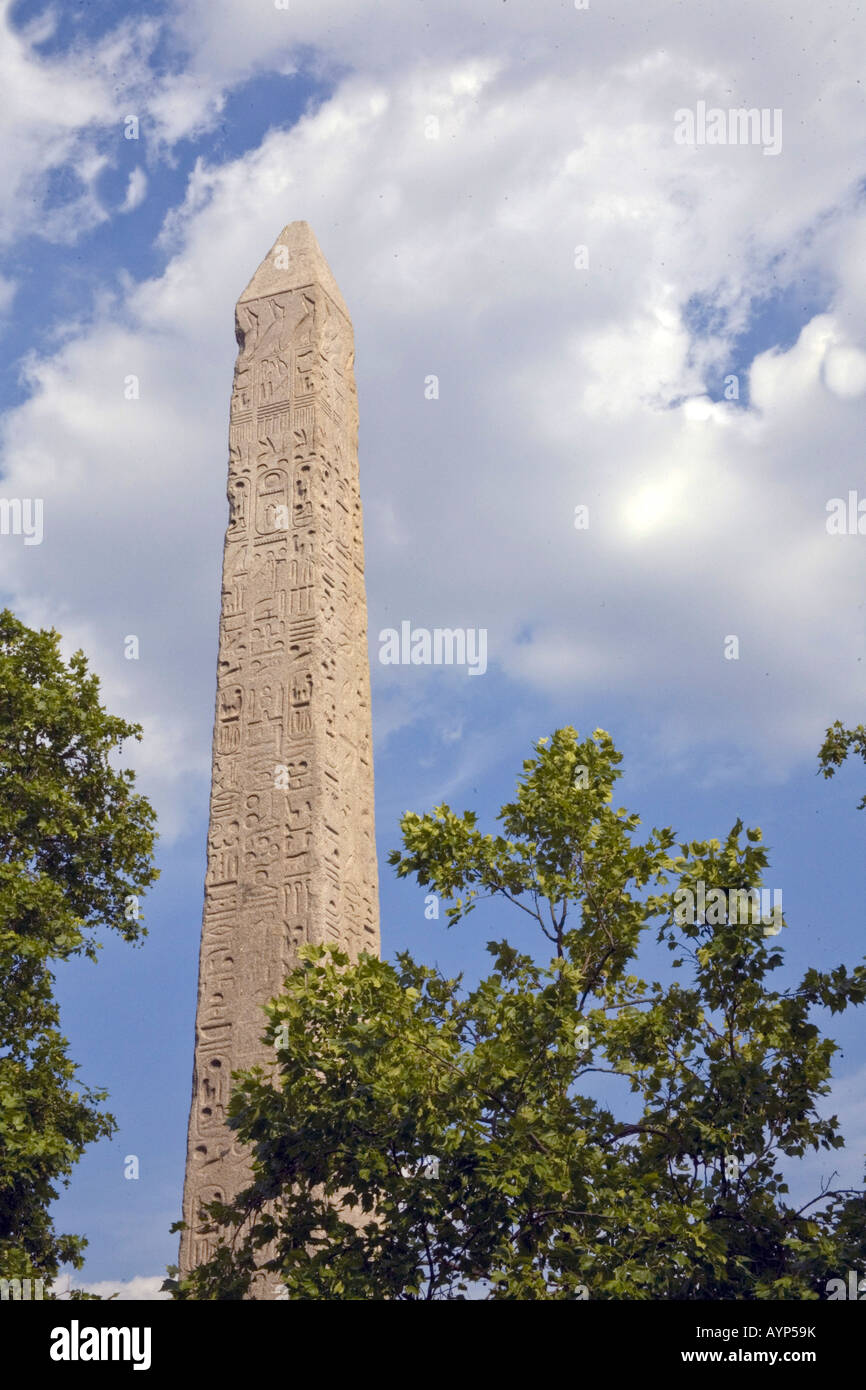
<box><xmin>180</xmin><ymin>224</ymin><xmax>380</xmax><ymax>1293</ymax></box>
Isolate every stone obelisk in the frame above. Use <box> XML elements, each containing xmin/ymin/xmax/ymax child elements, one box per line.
<box><xmin>179</xmin><ymin>223</ymin><xmax>379</xmax><ymax>1289</ymax></box>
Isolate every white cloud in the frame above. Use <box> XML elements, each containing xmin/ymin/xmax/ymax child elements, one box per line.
<box><xmin>119</xmin><ymin>167</ymin><xmax>148</xmax><ymax>214</ymax></box>
<box><xmin>52</xmin><ymin>1273</ymin><xmax>170</xmax><ymax>1301</ymax></box>
<box><xmin>0</xmin><ymin>8</ymin><xmax>865</xmax><ymax>835</ymax></box>
<box><xmin>824</xmin><ymin>345</ymin><xmax>866</xmax><ymax>399</ymax></box>
<box><xmin>0</xmin><ymin>4</ymin><xmax>153</xmax><ymax>243</ymax></box>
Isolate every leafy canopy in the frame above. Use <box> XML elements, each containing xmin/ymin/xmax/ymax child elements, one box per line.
<box><xmin>818</xmin><ymin>719</ymin><xmax>866</xmax><ymax>809</ymax></box>
<box><xmin>0</xmin><ymin>609</ymin><xmax>159</xmax><ymax>1288</ymax></box>
<box><xmin>168</xmin><ymin>728</ymin><xmax>865</xmax><ymax>1300</ymax></box>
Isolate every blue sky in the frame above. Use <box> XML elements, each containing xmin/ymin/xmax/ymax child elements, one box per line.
<box><xmin>0</xmin><ymin>0</ymin><xmax>865</xmax><ymax>1296</ymax></box>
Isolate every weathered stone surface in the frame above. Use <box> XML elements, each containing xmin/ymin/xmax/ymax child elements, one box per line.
<box><xmin>179</xmin><ymin>222</ymin><xmax>379</xmax><ymax>1293</ymax></box>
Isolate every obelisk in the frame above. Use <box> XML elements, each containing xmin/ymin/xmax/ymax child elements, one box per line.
<box><xmin>179</xmin><ymin>223</ymin><xmax>379</xmax><ymax>1289</ymax></box>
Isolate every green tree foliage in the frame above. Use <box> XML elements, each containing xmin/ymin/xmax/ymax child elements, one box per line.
<box><xmin>169</xmin><ymin>728</ymin><xmax>866</xmax><ymax>1300</ymax></box>
<box><xmin>818</xmin><ymin>720</ymin><xmax>866</xmax><ymax>809</ymax></box>
<box><xmin>0</xmin><ymin>609</ymin><xmax>159</xmax><ymax>1288</ymax></box>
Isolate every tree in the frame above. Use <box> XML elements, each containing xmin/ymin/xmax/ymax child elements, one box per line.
<box><xmin>0</xmin><ymin>609</ymin><xmax>159</xmax><ymax>1289</ymax></box>
<box><xmin>818</xmin><ymin>720</ymin><xmax>866</xmax><ymax>809</ymax></box>
<box><xmin>167</xmin><ymin>728</ymin><xmax>866</xmax><ymax>1300</ymax></box>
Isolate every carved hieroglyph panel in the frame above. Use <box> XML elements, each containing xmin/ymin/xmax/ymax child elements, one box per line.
<box><xmin>180</xmin><ymin>224</ymin><xmax>380</xmax><ymax>1294</ymax></box>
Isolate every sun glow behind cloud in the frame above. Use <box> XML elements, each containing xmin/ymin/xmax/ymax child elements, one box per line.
<box><xmin>622</xmin><ymin>470</ymin><xmax>688</xmax><ymax>537</ymax></box>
